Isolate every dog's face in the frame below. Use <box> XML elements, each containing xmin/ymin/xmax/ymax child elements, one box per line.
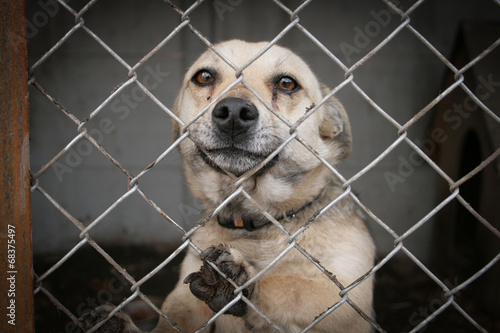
<box><xmin>173</xmin><ymin>40</ymin><xmax>352</xmax><ymax>213</ymax></box>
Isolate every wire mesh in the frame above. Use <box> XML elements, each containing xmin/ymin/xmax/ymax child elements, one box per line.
<box><xmin>28</xmin><ymin>0</ymin><xmax>500</xmax><ymax>332</ymax></box>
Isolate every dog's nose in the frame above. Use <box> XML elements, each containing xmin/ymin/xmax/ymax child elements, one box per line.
<box><xmin>212</xmin><ymin>97</ymin><xmax>258</xmax><ymax>136</ymax></box>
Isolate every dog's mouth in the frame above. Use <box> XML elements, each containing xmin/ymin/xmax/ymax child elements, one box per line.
<box><xmin>197</xmin><ymin>147</ymin><xmax>279</xmax><ymax>177</ymax></box>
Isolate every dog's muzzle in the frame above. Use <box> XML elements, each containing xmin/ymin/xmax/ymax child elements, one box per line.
<box><xmin>196</xmin><ymin>97</ymin><xmax>279</xmax><ymax>176</ymax></box>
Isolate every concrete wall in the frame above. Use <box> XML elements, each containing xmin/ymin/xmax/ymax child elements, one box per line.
<box><xmin>28</xmin><ymin>0</ymin><xmax>500</xmax><ymax>260</ymax></box>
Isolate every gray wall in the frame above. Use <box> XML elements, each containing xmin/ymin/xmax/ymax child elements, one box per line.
<box><xmin>28</xmin><ymin>0</ymin><xmax>500</xmax><ymax>261</ymax></box>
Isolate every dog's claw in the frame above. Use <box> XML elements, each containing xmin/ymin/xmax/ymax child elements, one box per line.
<box><xmin>79</xmin><ymin>305</ymin><xmax>126</xmax><ymax>333</ymax></box>
<box><xmin>184</xmin><ymin>244</ymin><xmax>253</xmax><ymax>317</ymax></box>
<box><xmin>79</xmin><ymin>304</ymin><xmax>141</xmax><ymax>333</ymax></box>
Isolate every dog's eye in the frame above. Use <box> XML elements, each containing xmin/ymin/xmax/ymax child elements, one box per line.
<box><xmin>276</xmin><ymin>76</ymin><xmax>299</xmax><ymax>93</ymax></box>
<box><xmin>192</xmin><ymin>69</ymin><xmax>215</xmax><ymax>86</ymax></box>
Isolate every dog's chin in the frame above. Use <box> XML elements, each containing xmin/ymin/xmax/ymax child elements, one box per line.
<box><xmin>197</xmin><ymin>147</ymin><xmax>278</xmax><ymax>177</ymax></box>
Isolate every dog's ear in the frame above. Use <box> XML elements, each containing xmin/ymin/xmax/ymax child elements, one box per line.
<box><xmin>318</xmin><ymin>84</ymin><xmax>352</xmax><ymax>159</ymax></box>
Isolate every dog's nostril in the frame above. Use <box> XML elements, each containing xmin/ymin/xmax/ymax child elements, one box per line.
<box><xmin>213</xmin><ymin>105</ymin><xmax>230</xmax><ymax>121</ymax></box>
<box><xmin>212</xmin><ymin>98</ymin><xmax>258</xmax><ymax>134</ymax></box>
<box><xmin>240</xmin><ymin>106</ymin><xmax>258</xmax><ymax>122</ymax></box>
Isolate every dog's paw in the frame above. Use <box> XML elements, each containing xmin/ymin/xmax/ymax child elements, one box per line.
<box><xmin>184</xmin><ymin>244</ymin><xmax>254</xmax><ymax>317</ymax></box>
<box><xmin>79</xmin><ymin>304</ymin><xmax>141</xmax><ymax>333</ymax></box>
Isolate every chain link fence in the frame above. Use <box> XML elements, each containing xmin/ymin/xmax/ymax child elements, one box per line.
<box><xmin>29</xmin><ymin>0</ymin><xmax>500</xmax><ymax>332</ymax></box>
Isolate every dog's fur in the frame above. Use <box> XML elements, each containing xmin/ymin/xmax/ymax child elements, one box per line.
<box><xmin>82</xmin><ymin>40</ymin><xmax>375</xmax><ymax>333</ymax></box>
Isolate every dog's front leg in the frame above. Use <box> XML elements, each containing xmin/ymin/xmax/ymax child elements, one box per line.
<box><xmin>184</xmin><ymin>244</ymin><xmax>371</xmax><ymax>332</ymax></box>
<box><xmin>244</xmin><ymin>274</ymin><xmax>372</xmax><ymax>333</ymax></box>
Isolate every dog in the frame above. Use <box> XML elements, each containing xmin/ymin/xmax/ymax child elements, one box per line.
<box><xmin>81</xmin><ymin>40</ymin><xmax>375</xmax><ymax>333</ymax></box>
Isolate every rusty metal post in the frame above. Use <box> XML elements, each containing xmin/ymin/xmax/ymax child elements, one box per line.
<box><xmin>0</xmin><ymin>0</ymin><xmax>34</xmax><ymax>332</ymax></box>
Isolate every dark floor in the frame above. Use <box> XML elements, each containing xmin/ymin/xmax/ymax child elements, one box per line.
<box><xmin>33</xmin><ymin>245</ymin><xmax>499</xmax><ymax>333</ymax></box>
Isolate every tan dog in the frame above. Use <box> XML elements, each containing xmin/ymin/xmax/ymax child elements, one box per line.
<box><xmin>82</xmin><ymin>40</ymin><xmax>375</xmax><ymax>333</ymax></box>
